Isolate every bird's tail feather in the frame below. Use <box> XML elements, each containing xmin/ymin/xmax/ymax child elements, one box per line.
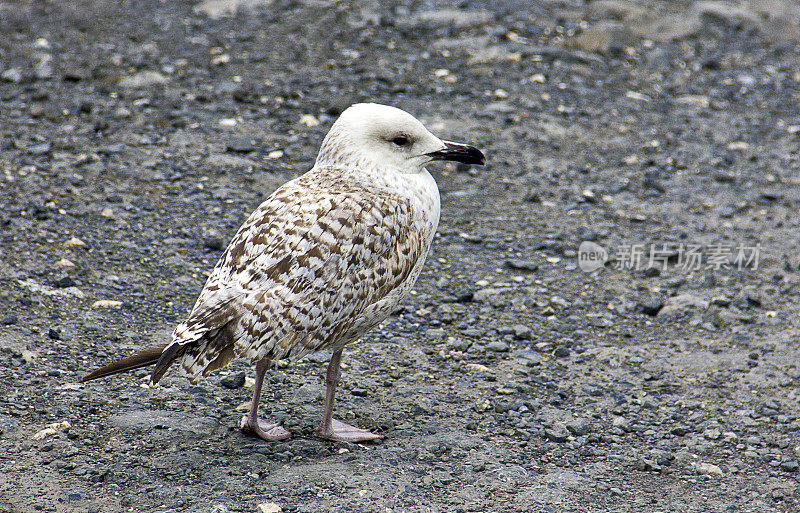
<box><xmin>78</xmin><ymin>343</ymin><xmax>169</xmax><ymax>383</ymax></box>
<box><xmin>151</xmin><ymin>342</ymin><xmax>187</xmax><ymax>384</ymax></box>
<box><xmin>80</xmin><ymin>322</ymin><xmax>235</xmax><ymax>384</ymax></box>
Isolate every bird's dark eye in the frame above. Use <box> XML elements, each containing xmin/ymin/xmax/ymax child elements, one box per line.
<box><xmin>391</xmin><ymin>135</ymin><xmax>411</xmax><ymax>147</ymax></box>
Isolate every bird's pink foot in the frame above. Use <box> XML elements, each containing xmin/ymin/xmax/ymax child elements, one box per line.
<box><xmin>315</xmin><ymin>418</ymin><xmax>383</xmax><ymax>442</ymax></box>
<box><xmin>240</xmin><ymin>415</ymin><xmax>291</xmax><ymax>441</ymax></box>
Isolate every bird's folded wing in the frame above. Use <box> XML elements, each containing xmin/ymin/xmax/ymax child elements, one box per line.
<box><xmin>171</xmin><ymin>175</ymin><xmax>425</xmax><ymax>359</ymax></box>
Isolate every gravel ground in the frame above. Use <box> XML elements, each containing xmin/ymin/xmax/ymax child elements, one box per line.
<box><xmin>2</xmin><ymin>1</ymin><xmax>800</xmax><ymax>512</ymax></box>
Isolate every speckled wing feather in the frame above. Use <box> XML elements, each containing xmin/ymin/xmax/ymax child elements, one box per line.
<box><xmin>157</xmin><ymin>168</ymin><xmax>429</xmax><ymax>383</ymax></box>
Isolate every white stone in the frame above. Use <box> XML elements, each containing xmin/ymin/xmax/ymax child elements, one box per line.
<box><xmin>92</xmin><ymin>300</ymin><xmax>123</xmax><ymax>309</ymax></box>
<box><xmin>118</xmin><ymin>71</ymin><xmax>169</xmax><ymax>89</ymax></box>
<box><xmin>299</xmin><ymin>114</ymin><xmax>320</xmax><ymax>127</ymax></box>
<box><xmin>194</xmin><ymin>0</ymin><xmax>273</xmax><ymax>20</ymax></box>
<box><xmin>256</xmin><ymin>502</ymin><xmax>282</xmax><ymax>513</ymax></box>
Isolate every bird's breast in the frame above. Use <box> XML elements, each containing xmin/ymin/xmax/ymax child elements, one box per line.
<box><xmin>401</xmin><ymin>169</ymin><xmax>441</xmax><ymax>237</ymax></box>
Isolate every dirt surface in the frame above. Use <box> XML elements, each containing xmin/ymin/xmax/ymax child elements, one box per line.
<box><xmin>2</xmin><ymin>1</ymin><xmax>800</xmax><ymax>511</ymax></box>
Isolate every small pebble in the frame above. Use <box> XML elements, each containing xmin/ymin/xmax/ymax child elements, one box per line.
<box><xmin>220</xmin><ymin>371</ymin><xmax>246</xmax><ymax>389</ymax></box>
<box><xmin>257</xmin><ymin>502</ymin><xmax>282</xmax><ymax>513</ymax></box>
<box><xmin>486</xmin><ymin>341</ymin><xmax>509</xmax><ymax>352</ymax></box>
<box><xmin>55</xmin><ymin>258</ymin><xmax>76</xmax><ymax>270</ymax></box>
<box><xmin>513</xmin><ymin>324</ymin><xmax>532</xmax><ymax>340</ymax></box>
<box><xmin>53</xmin><ymin>276</ymin><xmax>77</xmax><ymax>288</ymax></box>
<box><xmin>553</xmin><ymin>345</ymin><xmax>570</xmax><ymax>357</ymax></box>
<box><xmin>92</xmin><ymin>300</ymin><xmax>123</xmax><ymax>309</ymax></box>
<box><xmin>694</xmin><ymin>462</ymin><xmax>723</xmax><ymax>476</ymax></box>
<box><xmin>63</xmin><ymin>237</ymin><xmax>87</xmax><ymax>249</ymax></box>
<box><xmin>612</xmin><ymin>416</ymin><xmax>630</xmax><ymax>432</ymax></box>
<box><xmin>504</xmin><ymin>259</ymin><xmax>539</xmax><ymax>272</ymax></box>
<box><xmin>566</xmin><ymin>418</ymin><xmax>591</xmax><ymax>436</ymax></box>
<box><xmin>545</xmin><ymin>425</ymin><xmax>569</xmax><ymax>443</ymax></box>
<box><xmin>226</xmin><ymin>137</ymin><xmax>257</xmax><ymax>153</ymax></box>
<box><xmin>640</xmin><ymin>298</ymin><xmax>664</xmax><ymax>316</ymax></box>
<box><xmin>299</xmin><ymin>114</ymin><xmax>320</xmax><ymax>127</ymax></box>
<box><xmin>204</xmin><ymin>236</ymin><xmax>224</xmax><ymax>251</ymax></box>
<box><xmin>114</xmin><ymin>107</ymin><xmax>132</xmax><ymax>118</ymax></box>
<box><xmin>1</xmin><ymin>68</ymin><xmax>22</xmax><ymax>83</ymax></box>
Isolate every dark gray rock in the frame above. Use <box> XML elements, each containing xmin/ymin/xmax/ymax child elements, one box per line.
<box><xmin>566</xmin><ymin>418</ymin><xmax>591</xmax><ymax>436</ymax></box>
<box><xmin>220</xmin><ymin>371</ymin><xmax>245</xmax><ymax>389</ymax></box>
<box><xmin>640</xmin><ymin>298</ymin><xmax>664</xmax><ymax>316</ymax></box>
<box><xmin>486</xmin><ymin>341</ymin><xmax>509</xmax><ymax>352</ymax></box>
<box><xmin>545</xmin><ymin>425</ymin><xmax>570</xmax><ymax>443</ymax></box>
<box><xmin>780</xmin><ymin>460</ymin><xmax>799</xmax><ymax>473</ymax></box>
<box><xmin>512</xmin><ymin>324</ymin><xmax>532</xmax><ymax>340</ymax></box>
<box><xmin>671</xmin><ymin>426</ymin><xmax>691</xmax><ymax>436</ymax></box>
<box><xmin>504</xmin><ymin>259</ymin><xmax>539</xmax><ymax>272</ymax></box>
<box><xmin>512</xmin><ymin>349</ymin><xmax>542</xmax><ymax>366</ymax></box>
<box><xmin>53</xmin><ymin>276</ymin><xmax>77</xmax><ymax>288</ymax></box>
<box><xmin>204</xmin><ymin>236</ymin><xmax>224</xmax><ymax>251</ymax></box>
<box><xmin>226</xmin><ymin>137</ymin><xmax>257</xmax><ymax>153</ymax></box>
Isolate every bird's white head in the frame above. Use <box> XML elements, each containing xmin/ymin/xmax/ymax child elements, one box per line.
<box><xmin>315</xmin><ymin>103</ymin><xmax>484</xmax><ymax>174</ymax></box>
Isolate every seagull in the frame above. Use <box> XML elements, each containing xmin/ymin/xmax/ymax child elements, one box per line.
<box><xmin>80</xmin><ymin>103</ymin><xmax>485</xmax><ymax>442</ymax></box>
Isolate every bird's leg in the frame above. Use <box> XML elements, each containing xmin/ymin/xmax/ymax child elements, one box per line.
<box><xmin>240</xmin><ymin>358</ymin><xmax>291</xmax><ymax>441</ymax></box>
<box><xmin>315</xmin><ymin>348</ymin><xmax>382</xmax><ymax>442</ymax></box>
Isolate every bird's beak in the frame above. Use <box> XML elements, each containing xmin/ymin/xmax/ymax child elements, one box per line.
<box><xmin>427</xmin><ymin>141</ymin><xmax>485</xmax><ymax>165</ymax></box>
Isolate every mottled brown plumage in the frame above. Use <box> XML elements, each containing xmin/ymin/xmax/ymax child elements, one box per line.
<box><xmin>80</xmin><ymin>103</ymin><xmax>484</xmax><ymax>442</ymax></box>
<box><xmin>167</xmin><ymin>169</ymin><xmax>431</xmax><ymax>384</ymax></box>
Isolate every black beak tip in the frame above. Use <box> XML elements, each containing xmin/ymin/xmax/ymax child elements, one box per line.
<box><xmin>471</xmin><ymin>147</ymin><xmax>486</xmax><ymax>166</ymax></box>
<box><xmin>429</xmin><ymin>142</ymin><xmax>486</xmax><ymax>166</ymax></box>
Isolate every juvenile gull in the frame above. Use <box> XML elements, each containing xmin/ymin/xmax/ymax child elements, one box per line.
<box><xmin>80</xmin><ymin>103</ymin><xmax>485</xmax><ymax>442</ymax></box>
